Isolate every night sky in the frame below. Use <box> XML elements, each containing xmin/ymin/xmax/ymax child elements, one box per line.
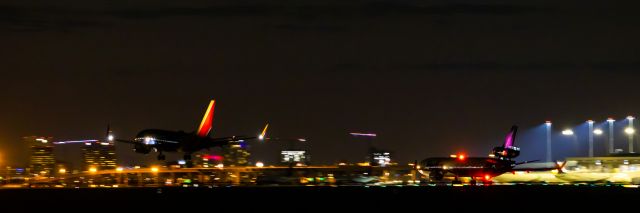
<box><xmin>2</xmin><ymin>0</ymin><xmax>640</xmax><ymax>168</ymax></box>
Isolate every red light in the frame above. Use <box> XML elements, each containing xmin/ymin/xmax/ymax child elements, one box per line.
<box><xmin>458</xmin><ymin>154</ymin><xmax>465</xmax><ymax>160</ymax></box>
<box><xmin>484</xmin><ymin>175</ymin><xmax>491</xmax><ymax>181</ymax></box>
<box><xmin>202</xmin><ymin>154</ymin><xmax>223</xmax><ymax>161</ymax></box>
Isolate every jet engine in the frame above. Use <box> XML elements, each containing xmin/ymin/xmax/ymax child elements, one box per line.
<box><xmin>134</xmin><ymin>144</ymin><xmax>152</xmax><ymax>154</ymax></box>
<box><xmin>492</xmin><ymin>146</ymin><xmax>520</xmax><ymax>159</ymax></box>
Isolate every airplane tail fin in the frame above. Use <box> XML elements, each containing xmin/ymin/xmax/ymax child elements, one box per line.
<box><xmin>106</xmin><ymin>124</ymin><xmax>113</xmax><ymax>142</ymax></box>
<box><xmin>259</xmin><ymin>123</ymin><xmax>269</xmax><ymax>140</ymax></box>
<box><xmin>106</xmin><ymin>124</ymin><xmax>110</xmax><ymax>139</ymax></box>
<box><xmin>196</xmin><ymin>100</ymin><xmax>216</xmax><ymax>137</ymax></box>
<box><xmin>492</xmin><ymin>125</ymin><xmax>520</xmax><ymax>159</ymax></box>
<box><xmin>555</xmin><ymin>161</ymin><xmax>567</xmax><ymax>174</ymax></box>
<box><xmin>503</xmin><ymin>125</ymin><xmax>518</xmax><ymax>148</ymax></box>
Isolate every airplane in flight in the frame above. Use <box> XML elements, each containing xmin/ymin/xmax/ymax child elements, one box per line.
<box><xmin>113</xmin><ymin>100</ymin><xmax>268</xmax><ymax>164</ymax></box>
<box><xmin>420</xmin><ymin>125</ymin><xmax>564</xmax><ymax>184</ymax></box>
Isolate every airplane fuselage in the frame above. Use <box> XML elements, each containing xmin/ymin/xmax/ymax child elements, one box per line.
<box><xmin>134</xmin><ymin>129</ymin><xmax>225</xmax><ymax>154</ymax></box>
<box><xmin>422</xmin><ymin>157</ymin><xmax>515</xmax><ymax>179</ymax></box>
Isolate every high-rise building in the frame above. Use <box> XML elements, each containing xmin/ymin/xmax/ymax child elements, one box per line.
<box><xmin>223</xmin><ymin>141</ymin><xmax>250</xmax><ymax>166</ymax></box>
<box><xmin>25</xmin><ymin>136</ymin><xmax>55</xmax><ymax>176</ymax></box>
<box><xmin>82</xmin><ymin>141</ymin><xmax>116</xmax><ymax>171</ymax></box>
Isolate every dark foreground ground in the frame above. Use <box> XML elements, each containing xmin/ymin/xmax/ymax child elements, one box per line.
<box><xmin>1</xmin><ymin>185</ymin><xmax>637</xmax><ymax>210</ymax></box>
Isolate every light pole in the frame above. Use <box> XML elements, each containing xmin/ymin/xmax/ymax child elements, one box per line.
<box><xmin>545</xmin><ymin>121</ymin><xmax>552</xmax><ymax>162</ymax></box>
<box><xmin>627</xmin><ymin>116</ymin><xmax>635</xmax><ymax>153</ymax></box>
<box><xmin>607</xmin><ymin>118</ymin><xmax>615</xmax><ymax>154</ymax></box>
<box><xmin>562</xmin><ymin>129</ymin><xmax>578</xmax><ymax>156</ymax></box>
<box><xmin>594</xmin><ymin>128</ymin><xmax>603</xmax><ymax>155</ymax></box>
<box><xmin>588</xmin><ymin>120</ymin><xmax>594</xmax><ymax>157</ymax></box>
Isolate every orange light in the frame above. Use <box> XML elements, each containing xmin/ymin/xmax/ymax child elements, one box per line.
<box><xmin>458</xmin><ymin>154</ymin><xmax>465</xmax><ymax>160</ymax></box>
<box><xmin>484</xmin><ymin>175</ymin><xmax>491</xmax><ymax>181</ymax></box>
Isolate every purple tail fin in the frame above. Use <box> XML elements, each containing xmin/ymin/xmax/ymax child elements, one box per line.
<box><xmin>503</xmin><ymin>125</ymin><xmax>518</xmax><ymax>148</ymax></box>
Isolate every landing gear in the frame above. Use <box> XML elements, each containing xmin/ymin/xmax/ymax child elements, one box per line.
<box><xmin>452</xmin><ymin>178</ymin><xmax>462</xmax><ymax>185</ymax></box>
<box><xmin>157</xmin><ymin>153</ymin><xmax>165</xmax><ymax>160</ymax></box>
<box><xmin>429</xmin><ymin>170</ymin><xmax>444</xmax><ymax>181</ymax></box>
<box><xmin>183</xmin><ymin>154</ymin><xmax>193</xmax><ymax>168</ymax></box>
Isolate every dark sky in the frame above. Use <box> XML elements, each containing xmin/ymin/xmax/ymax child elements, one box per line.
<box><xmin>2</xmin><ymin>0</ymin><xmax>640</xmax><ymax>168</ymax></box>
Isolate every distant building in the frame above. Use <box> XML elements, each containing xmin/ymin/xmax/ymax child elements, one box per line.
<box><xmin>280</xmin><ymin>150</ymin><xmax>310</xmax><ymax>165</ymax></box>
<box><xmin>24</xmin><ymin>136</ymin><xmax>55</xmax><ymax>176</ymax></box>
<box><xmin>370</xmin><ymin>151</ymin><xmax>392</xmax><ymax>167</ymax></box>
<box><xmin>82</xmin><ymin>141</ymin><xmax>116</xmax><ymax>171</ymax></box>
<box><xmin>223</xmin><ymin>141</ymin><xmax>250</xmax><ymax>166</ymax></box>
<box><xmin>0</xmin><ymin>166</ymin><xmax>27</xmax><ymax>184</ymax></box>
<box><xmin>193</xmin><ymin>153</ymin><xmax>223</xmax><ymax>168</ymax></box>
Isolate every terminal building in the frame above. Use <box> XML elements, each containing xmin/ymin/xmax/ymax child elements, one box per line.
<box><xmin>25</xmin><ymin>136</ymin><xmax>55</xmax><ymax>176</ymax></box>
<box><xmin>565</xmin><ymin>153</ymin><xmax>640</xmax><ymax>172</ymax></box>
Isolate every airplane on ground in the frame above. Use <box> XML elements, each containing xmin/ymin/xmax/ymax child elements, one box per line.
<box><xmin>113</xmin><ymin>100</ymin><xmax>268</xmax><ymax>164</ymax></box>
<box><xmin>420</xmin><ymin>125</ymin><xmax>565</xmax><ymax>184</ymax></box>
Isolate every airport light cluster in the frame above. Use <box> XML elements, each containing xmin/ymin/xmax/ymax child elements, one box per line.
<box><xmin>546</xmin><ymin>115</ymin><xmax>638</xmax><ymax>155</ymax></box>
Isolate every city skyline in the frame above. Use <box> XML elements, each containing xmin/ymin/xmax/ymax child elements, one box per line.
<box><xmin>3</xmin><ymin>0</ymin><xmax>640</xmax><ymax>166</ymax></box>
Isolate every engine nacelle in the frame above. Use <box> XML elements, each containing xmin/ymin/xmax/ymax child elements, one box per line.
<box><xmin>134</xmin><ymin>144</ymin><xmax>152</xmax><ymax>154</ymax></box>
<box><xmin>492</xmin><ymin>146</ymin><xmax>520</xmax><ymax>159</ymax></box>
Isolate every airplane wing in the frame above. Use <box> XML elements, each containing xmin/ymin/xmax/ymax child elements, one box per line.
<box><xmin>209</xmin><ymin>136</ymin><xmax>237</xmax><ymax>141</ymax></box>
<box><xmin>511</xmin><ymin>161</ymin><xmax>566</xmax><ymax>173</ymax></box>
<box><xmin>106</xmin><ymin>125</ymin><xmax>148</xmax><ymax>145</ymax></box>
<box><xmin>208</xmin><ymin>123</ymin><xmax>267</xmax><ymax>143</ymax></box>
<box><xmin>114</xmin><ymin>139</ymin><xmax>142</xmax><ymax>145</ymax></box>
<box><xmin>514</xmin><ymin>160</ymin><xmax>540</xmax><ymax>165</ymax></box>
<box><xmin>210</xmin><ymin>136</ymin><xmax>257</xmax><ymax>143</ymax></box>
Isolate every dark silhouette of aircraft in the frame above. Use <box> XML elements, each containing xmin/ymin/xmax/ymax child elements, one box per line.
<box><xmin>114</xmin><ymin>100</ymin><xmax>268</xmax><ymax>164</ymax></box>
<box><xmin>421</xmin><ymin>125</ymin><xmax>565</xmax><ymax>184</ymax></box>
